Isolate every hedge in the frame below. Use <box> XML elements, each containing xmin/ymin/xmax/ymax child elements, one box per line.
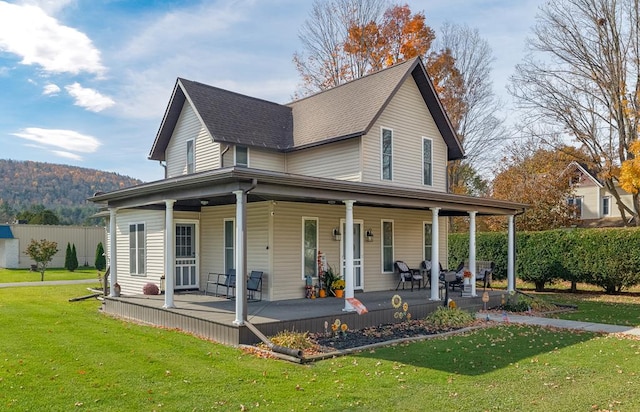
<box><xmin>449</xmin><ymin>227</ymin><xmax>640</xmax><ymax>293</ymax></box>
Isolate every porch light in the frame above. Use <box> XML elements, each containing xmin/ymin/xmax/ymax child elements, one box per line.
<box><xmin>332</xmin><ymin>228</ymin><xmax>342</xmax><ymax>241</ymax></box>
<box><xmin>366</xmin><ymin>228</ymin><xmax>374</xmax><ymax>242</ymax></box>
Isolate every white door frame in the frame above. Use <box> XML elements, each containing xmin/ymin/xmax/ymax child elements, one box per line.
<box><xmin>340</xmin><ymin>219</ymin><xmax>364</xmax><ymax>290</ymax></box>
<box><xmin>174</xmin><ymin>219</ymin><xmax>199</xmax><ymax>289</ymax></box>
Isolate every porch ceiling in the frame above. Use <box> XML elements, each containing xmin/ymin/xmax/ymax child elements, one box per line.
<box><xmin>90</xmin><ymin>167</ymin><xmax>527</xmax><ymax>216</ymax></box>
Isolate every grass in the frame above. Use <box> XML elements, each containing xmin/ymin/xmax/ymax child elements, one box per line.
<box><xmin>0</xmin><ymin>267</ymin><xmax>100</xmax><ymax>283</ymax></box>
<box><xmin>2</xmin><ymin>285</ymin><xmax>640</xmax><ymax>410</ymax></box>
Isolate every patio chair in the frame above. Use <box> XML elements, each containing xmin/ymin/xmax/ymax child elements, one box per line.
<box><xmin>420</xmin><ymin>260</ymin><xmax>447</xmax><ymax>297</ymax></box>
<box><xmin>394</xmin><ymin>261</ymin><xmax>423</xmax><ymax>291</ymax></box>
<box><xmin>247</xmin><ymin>271</ymin><xmax>263</xmax><ymax>302</ymax></box>
<box><xmin>206</xmin><ymin>269</ymin><xmax>236</xmax><ymax>298</ymax></box>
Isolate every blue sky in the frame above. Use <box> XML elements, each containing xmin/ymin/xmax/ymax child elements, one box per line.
<box><xmin>0</xmin><ymin>0</ymin><xmax>544</xmax><ymax>182</ymax></box>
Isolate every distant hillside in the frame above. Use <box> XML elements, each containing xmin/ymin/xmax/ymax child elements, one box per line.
<box><xmin>0</xmin><ymin>159</ymin><xmax>143</xmax><ymax>225</ymax></box>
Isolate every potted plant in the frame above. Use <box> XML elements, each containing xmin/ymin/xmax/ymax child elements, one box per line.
<box><xmin>323</xmin><ymin>266</ymin><xmax>339</xmax><ymax>296</ymax></box>
<box><xmin>332</xmin><ymin>278</ymin><xmax>345</xmax><ymax>298</ymax></box>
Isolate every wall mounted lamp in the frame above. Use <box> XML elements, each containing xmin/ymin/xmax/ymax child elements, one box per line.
<box><xmin>332</xmin><ymin>228</ymin><xmax>342</xmax><ymax>241</ymax></box>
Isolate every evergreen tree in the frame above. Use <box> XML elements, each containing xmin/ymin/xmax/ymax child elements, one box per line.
<box><xmin>95</xmin><ymin>242</ymin><xmax>106</xmax><ymax>271</ymax></box>
<box><xmin>70</xmin><ymin>244</ymin><xmax>78</xmax><ymax>272</ymax></box>
<box><xmin>64</xmin><ymin>243</ymin><xmax>72</xmax><ymax>271</ymax></box>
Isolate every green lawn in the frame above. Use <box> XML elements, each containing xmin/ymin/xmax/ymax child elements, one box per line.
<box><xmin>1</xmin><ymin>285</ymin><xmax>640</xmax><ymax>411</ymax></box>
<box><xmin>0</xmin><ymin>267</ymin><xmax>100</xmax><ymax>283</ymax></box>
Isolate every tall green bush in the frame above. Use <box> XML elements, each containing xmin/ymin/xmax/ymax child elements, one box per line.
<box><xmin>64</xmin><ymin>242</ymin><xmax>72</xmax><ymax>271</ymax></box>
<box><xmin>70</xmin><ymin>244</ymin><xmax>78</xmax><ymax>272</ymax></box>
<box><xmin>95</xmin><ymin>242</ymin><xmax>106</xmax><ymax>271</ymax></box>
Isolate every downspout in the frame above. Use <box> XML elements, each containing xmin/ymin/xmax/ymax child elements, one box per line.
<box><xmin>220</xmin><ymin>144</ymin><xmax>231</xmax><ymax>167</ymax></box>
<box><xmin>159</xmin><ymin>161</ymin><xmax>167</xmax><ymax>179</ymax></box>
<box><xmin>244</xmin><ymin>321</ymin><xmax>303</xmax><ymax>359</ymax></box>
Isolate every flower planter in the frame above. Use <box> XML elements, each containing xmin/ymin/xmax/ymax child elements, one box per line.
<box><xmin>334</xmin><ymin>289</ymin><xmax>344</xmax><ymax>298</ymax></box>
<box><xmin>319</xmin><ymin>289</ymin><xmax>326</xmax><ymax>298</ymax></box>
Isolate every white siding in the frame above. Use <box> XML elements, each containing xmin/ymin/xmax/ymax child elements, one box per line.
<box><xmin>286</xmin><ymin>138</ymin><xmax>362</xmax><ymax>181</ymax></box>
<box><xmin>113</xmin><ymin>209</ymin><xmax>165</xmax><ymax>296</ymax></box>
<box><xmin>247</xmin><ymin>148</ymin><xmax>285</xmax><ymax>172</ymax></box>
<box><xmin>362</xmin><ymin>78</ymin><xmax>448</xmax><ymax>191</ymax></box>
<box><xmin>10</xmin><ymin>225</ymin><xmax>105</xmax><ymax>269</ymax></box>
<box><xmin>166</xmin><ymin>103</ymin><xmax>220</xmax><ymax>177</ymax></box>
<box><xmin>574</xmin><ymin>183</ymin><xmax>634</xmax><ymax>220</ymax></box>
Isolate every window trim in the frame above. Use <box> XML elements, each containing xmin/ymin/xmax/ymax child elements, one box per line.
<box><xmin>602</xmin><ymin>195</ymin><xmax>611</xmax><ymax>216</ymax></box>
<box><xmin>422</xmin><ymin>136</ymin><xmax>433</xmax><ymax>186</ymax></box>
<box><xmin>423</xmin><ymin>221</ymin><xmax>433</xmax><ymax>262</ymax></box>
<box><xmin>129</xmin><ymin>222</ymin><xmax>146</xmax><ymax>276</ymax></box>
<box><xmin>381</xmin><ymin>220</ymin><xmax>394</xmax><ymax>273</ymax></box>
<box><xmin>381</xmin><ymin>127</ymin><xmax>393</xmax><ymax>181</ymax></box>
<box><xmin>568</xmin><ymin>196</ymin><xmax>583</xmax><ymax>218</ymax></box>
<box><xmin>223</xmin><ymin>218</ymin><xmax>235</xmax><ymax>274</ymax></box>
<box><xmin>301</xmin><ymin>217</ymin><xmax>319</xmax><ymax>280</ymax></box>
<box><xmin>186</xmin><ymin>139</ymin><xmax>195</xmax><ymax>174</ymax></box>
<box><xmin>235</xmin><ymin>145</ymin><xmax>249</xmax><ymax>167</ymax></box>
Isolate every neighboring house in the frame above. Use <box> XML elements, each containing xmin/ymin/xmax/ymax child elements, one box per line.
<box><xmin>566</xmin><ymin>161</ymin><xmax>634</xmax><ymax>226</ymax></box>
<box><xmin>0</xmin><ymin>224</ymin><xmax>104</xmax><ymax>269</ymax></box>
<box><xmin>91</xmin><ymin>58</ymin><xmax>525</xmax><ymax>321</ymax></box>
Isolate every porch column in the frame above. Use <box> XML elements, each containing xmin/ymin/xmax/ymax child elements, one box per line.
<box><xmin>233</xmin><ymin>190</ymin><xmax>248</xmax><ymax>325</ymax></box>
<box><xmin>469</xmin><ymin>211</ymin><xmax>478</xmax><ymax>297</ymax></box>
<box><xmin>430</xmin><ymin>207</ymin><xmax>440</xmax><ymax>301</ymax></box>
<box><xmin>108</xmin><ymin>207</ymin><xmax>118</xmax><ymax>297</ymax></box>
<box><xmin>163</xmin><ymin>199</ymin><xmax>176</xmax><ymax>308</ymax></box>
<box><xmin>507</xmin><ymin>215</ymin><xmax>515</xmax><ymax>293</ymax></box>
<box><xmin>343</xmin><ymin>200</ymin><xmax>356</xmax><ymax>312</ymax></box>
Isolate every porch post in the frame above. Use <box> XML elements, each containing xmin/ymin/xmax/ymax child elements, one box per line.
<box><xmin>430</xmin><ymin>207</ymin><xmax>440</xmax><ymax>301</ymax></box>
<box><xmin>469</xmin><ymin>210</ymin><xmax>477</xmax><ymax>297</ymax></box>
<box><xmin>343</xmin><ymin>200</ymin><xmax>356</xmax><ymax>312</ymax></box>
<box><xmin>108</xmin><ymin>207</ymin><xmax>118</xmax><ymax>297</ymax></box>
<box><xmin>507</xmin><ymin>215</ymin><xmax>515</xmax><ymax>293</ymax></box>
<box><xmin>233</xmin><ymin>190</ymin><xmax>248</xmax><ymax>325</ymax></box>
<box><xmin>163</xmin><ymin>199</ymin><xmax>176</xmax><ymax>308</ymax></box>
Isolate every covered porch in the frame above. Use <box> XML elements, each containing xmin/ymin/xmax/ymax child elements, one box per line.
<box><xmin>101</xmin><ymin>287</ymin><xmax>506</xmax><ymax>346</ymax></box>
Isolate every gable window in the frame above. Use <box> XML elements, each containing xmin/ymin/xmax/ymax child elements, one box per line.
<box><xmin>186</xmin><ymin>139</ymin><xmax>194</xmax><ymax>174</ymax></box>
<box><xmin>235</xmin><ymin>145</ymin><xmax>248</xmax><ymax>167</ymax></box>
<box><xmin>423</xmin><ymin>222</ymin><xmax>432</xmax><ymax>260</ymax></box>
<box><xmin>422</xmin><ymin>137</ymin><xmax>432</xmax><ymax>186</ymax></box>
<box><xmin>224</xmin><ymin>219</ymin><xmax>235</xmax><ymax>274</ymax></box>
<box><xmin>567</xmin><ymin>196</ymin><xmax>583</xmax><ymax>218</ymax></box>
<box><xmin>602</xmin><ymin>196</ymin><xmax>611</xmax><ymax>216</ymax></box>
<box><xmin>382</xmin><ymin>220</ymin><xmax>394</xmax><ymax>272</ymax></box>
<box><xmin>381</xmin><ymin>128</ymin><xmax>393</xmax><ymax>180</ymax></box>
<box><xmin>129</xmin><ymin>223</ymin><xmax>145</xmax><ymax>275</ymax></box>
<box><xmin>302</xmin><ymin>218</ymin><xmax>318</xmax><ymax>279</ymax></box>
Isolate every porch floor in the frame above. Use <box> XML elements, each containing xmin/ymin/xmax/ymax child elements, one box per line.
<box><xmin>102</xmin><ymin>287</ymin><xmax>505</xmax><ymax>346</ymax></box>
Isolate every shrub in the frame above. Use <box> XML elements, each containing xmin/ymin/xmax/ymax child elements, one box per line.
<box><xmin>142</xmin><ymin>283</ymin><xmax>160</xmax><ymax>295</ymax></box>
<box><xmin>95</xmin><ymin>242</ymin><xmax>106</xmax><ymax>271</ymax></box>
<box><xmin>424</xmin><ymin>306</ymin><xmax>475</xmax><ymax>330</ymax></box>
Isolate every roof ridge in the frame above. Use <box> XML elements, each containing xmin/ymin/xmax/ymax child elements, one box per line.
<box><xmin>286</xmin><ymin>57</ymin><xmax>419</xmax><ymax>106</ymax></box>
<box><xmin>178</xmin><ymin>78</ymin><xmax>287</xmax><ymax>109</ymax></box>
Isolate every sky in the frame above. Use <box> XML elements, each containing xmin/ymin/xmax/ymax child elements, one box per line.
<box><xmin>0</xmin><ymin>0</ymin><xmax>545</xmax><ymax>182</ymax></box>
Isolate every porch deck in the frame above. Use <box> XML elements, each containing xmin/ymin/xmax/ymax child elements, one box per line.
<box><xmin>102</xmin><ymin>288</ymin><xmax>504</xmax><ymax>346</ymax></box>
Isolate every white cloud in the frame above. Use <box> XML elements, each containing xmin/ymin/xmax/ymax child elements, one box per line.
<box><xmin>23</xmin><ymin>0</ymin><xmax>75</xmax><ymax>16</ymax></box>
<box><xmin>12</xmin><ymin>127</ymin><xmax>101</xmax><ymax>159</ymax></box>
<box><xmin>43</xmin><ymin>83</ymin><xmax>60</xmax><ymax>95</ymax></box>
<box><xmin>0</xmin><ymin>1</ymin><xmax>105</xmax><ymax>76</ymax></box>
<box><xmin>65</xmin><ymin>82</ymin><xmax>114</xmax><ymax>112</ymax></box>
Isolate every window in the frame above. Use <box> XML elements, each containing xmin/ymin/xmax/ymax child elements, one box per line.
<box><xmin>186</xmin><ymin>139</ymin><xmax>194</xmax><ymax>174</ymax></box>
<box><xmin>302</xmin><ymin>218</ymin><xmax>318</xmax><ymax>278</ymax></box>
<box><xmin>567</xmin><ymin>196</ymin><xmax>583</xmax><ymax>218</ymax></box>
<box><xmin>382</xmin><ymin>220</ymin><xmax>394</xmax><ymax>272</ymax></box>
<box><xmin>235</xmin><ymin>145</ymin><xmax>248</xmax><ymax>167</ymax></box>
<box><xmin>602</xmin><ymin>196</ymin><xmax>611</xmax><ymax>216</ymax></box>
<box><xmin>224</xmin><ymin>219</ymin><xmax>235</xmax><ymax>274</ymax></box>
<box><xmin>422</xmin><ymin>137</ymin><xmax>432</xmax><ymax>186</ymax></box>
<box><xmin>381</xmin><ymin>128</ymin><xmax>393</xmax><ymax>180</ymax></box>
<box><xmin>423</xmin><ymin>223</ymin><xmax>432</xmax><ymax>260</ymax></box>
<box><xmin>129</xmin><ymin>223</ymin><xmax>145</xmax><ymax>275</ymax></box>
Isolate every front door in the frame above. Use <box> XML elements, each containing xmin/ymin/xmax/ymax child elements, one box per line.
<box><xmin>341</xmin><ymin>219</ymin><xmax>363</xmax><ymax>290</ymax></box>
<box><xmin>175</xmin><ymin>222</ymin><xmax>198</xmax><ymax>289</ymax></box>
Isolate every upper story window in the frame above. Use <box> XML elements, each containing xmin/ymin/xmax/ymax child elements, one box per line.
<box><xmin>602</xmin><ymin>196</ymin><xmax>611</xmax><ymax>216</ymax></box>
<box><xmin>186</xmin><ymin>139</ymin><xmax>194</xmax><ymax>174</ymax></box>
<box><xmin>235</xmin><ymin>145</ymin><xmax>248</xmax><ymax>167</ymax></box>
<box><xmin>129</xmin><ymin>223</ymin><xmax>145</xmax><ymax>275</ymax></box>
<box><xmin>381</xmin><ymin>128</ymin><xmax>393</xmax><ymax>180</ymax></box>
<box><xmin>422</xmin><ymin>137</ymin><xmax>432</xmax><ymax>186</ymax></box>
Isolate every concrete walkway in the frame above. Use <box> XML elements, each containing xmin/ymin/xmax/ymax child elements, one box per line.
<box><xmin>478</xmin><ymin>312</ymin><xmax>640</xmax><ymax>337</ymax></box>
<box><xmin>0</xmin><ymin>279</ymin><xmax>99</xmax><ymax>288</ymax></box>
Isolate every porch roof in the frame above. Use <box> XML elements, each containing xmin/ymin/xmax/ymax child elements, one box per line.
<box><xmin>90</xmin><ymin>167</ymin><xmax>526</xmax><ymax>216</ymax></box>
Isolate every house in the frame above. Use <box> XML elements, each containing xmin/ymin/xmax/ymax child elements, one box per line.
<box><xmin>566</xmin><ymin>161</ymin><xmax>634</xmax><ymax>226</ymax></box>
<box><xmin>90</xmin><ymin>58</ymin><xmax>525</xmax><ymax>325</ymax></box>
<box><xmin>0</xmin><ymin>224</ymin><xmax>104</xmax><ymax>269</ymax></box>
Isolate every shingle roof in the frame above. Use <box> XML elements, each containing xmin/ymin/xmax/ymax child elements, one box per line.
<box><xmin>149</xmin><ymin>57</ymin><xmax>464</xmax><ymax>161</ymax></box>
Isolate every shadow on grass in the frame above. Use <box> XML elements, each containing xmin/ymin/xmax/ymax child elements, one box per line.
<box><xmin>355</xmin><ymin>324</ymin><xmax>596</xmax><ymax>376</ymax></box>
